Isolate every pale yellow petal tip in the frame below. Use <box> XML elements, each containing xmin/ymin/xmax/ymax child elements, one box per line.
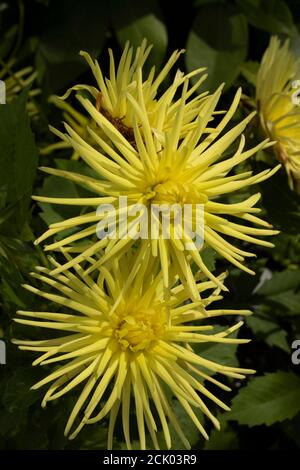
<box><xmin>248</xmin><ymin>109</ymin><xmax>257</xmax><ymax>120</ymax></box>
<box><xmin>241</xmin><ymin>310</ymin><xmax>253</xmax><ymax>316</ymax></box>
<box><xmin>38</xmin><ymin>166</ymin><xmax>50</xmax><ymax>172</ymax></box>
<box><xmin>214</xmin><ymin>421</ymin><xmax>221</xmax><ymax>431</ymax></box>
<box><xmin>240</xmin><ymin>339</ymin><xmax>252</xmax><ymax>344</ymax></box>
<box><xmin>49</xmin><ymin>124</ymin><xmax>61</xmax><ymax>135</ymax></box>
<box><xmin>48</xmin><ymin>95</ymin><xmax>60</xmax><ymax>104</ymax></box>
<box><xmin>217</xmin><ymin>270</ymin><xmax>228</xmax><ymax>281</ymax></box>
<box><xmin>215</xmin><ymin>82</ymin><xmax>226</xmax><ymax>94</ymax></box>
<box><xmin>248</xmin><ymin>269</ymin><xmax>256</xmax><ymax>276</ymax></box>
<box><xmin>267</xmin><ymin>140</ymin><xmax>277</xmax><ymax>148</ymax></box>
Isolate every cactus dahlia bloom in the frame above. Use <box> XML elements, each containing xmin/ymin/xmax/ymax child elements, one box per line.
<box><xmin>13</xmin><ymin>253</ymin><xmax>254</xmax><ymax>450</ymax></box>
<box><xmin>34</xmin><ymin>79</ymin><xmax>279</xmax><ymax>298</ymax></box>
<box><xmin>256</xmin><ymin>36</ymin><xmax>300</xmax><ymax>192</ymax></box>
<box><xmin>41</xmin><ymin>40</ymin><xmax>209</xmax><ymax>158</ymax></box>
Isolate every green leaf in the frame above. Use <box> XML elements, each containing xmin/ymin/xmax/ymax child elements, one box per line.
<box><xmin>2</xmin><ymin>368</ymin><xmax>43</xmax><ymax>414</ymax></box>
<box><xmin>0</xmin><ymin>403</ymin><xmax>28</xmax><ymax>438</ymax></box>
<box><xmin>271</xmin><ymin>232</ymin><xmax>300</xmax><ymax>269</ymax></box>
<box><xmin>194</xmin><ymin>327</ymin><xmax>239</xmax><ymax>376</ymax></box>
<box><xmin>256</xmin><ymin>269</ymin><xmax>300</xmax><ymax>315</ymax></box>
<box><xmin>112</xmin><ymin>0</ymin><xmax>168</xmax><ymax>68</ymax></box>
<box><xmin>281</xmin><ymin>413</ymin><xmax>300</xmax><ymax>448</ymax></box>
<box><xmin>186</xmin><ymin>3</ymin><xmax>248</xmax><ymax>91</ymax></box>
<box><xmin>0</xmin><ymin>236</ymin><xmax>41</xmax><ymax>311</ymax></box>
<box><xmin>36</xmin><ymin>159</ymin><xmax>100</xmax><ymax>232</ymax></box>
<box><xmin>228</xmin><ymin>372</ymin><xmax>300</xmax><ymax>426</ymax></box>
<box><xmin>236</xmin><ymin>0</ymin><xmax>295</xmax><ymax>36</ymax></box>
<box><xmin>14</xmin><ymin>423</ymin><xmax>49</xmax><ymax>450</ymax></box>
<box><xmin>76</xmin><ymin>425</ymin><xmax>107</xmax><ymax>450</ymax></box>
<box><xmin>257</xmin><ymin>270</ymin><xmax>300</xmax><ymax>296</ymax></box>
<box><xmin>201</xmin><ymin>246</ymin><xmax>216</xmax><ymax>273</ymax></box>
<box><xmin>240</xmin><ymin>60</ymin><xmax>259</xmax><ymax>86</ymax></box>
<box><xmin>260</xmin><ymin>169</ymin><xmax>300</xmax><ymax>234</ymax></box>
<box><xmin>0</xmin><ymin>90</ymin><xmax>38</xmax><ymax>236</ymax></box>
<box><xmin>0</xmin><ymin>90</ymin><xmax>38</xmax><ymax>202</ymax></box>
<box><xmin>0</xmin><ymin>25</ymin><xmax>18</xmax><ymax>60</ymax></box>
<box><xmin>290</xmin><ymin>31</ymin><xmax>300</xmax><ymax>61</ymax></box>
<box><xmin>265</xmin><ymin>291</ymin><xmax>300</xmax><ymax>314</ymax></box>
<box><xmin>55</xmin><ymin>158</ymin><xmax>100</xmax><ymax>182</ymax></box>
<box><xmin>205</xmin><ymin>417</ymin><xmax>238</xmax><ymax>450</ymax></box>
<box><xmin>37</xmin><ymin>0</ymin><xmax>109</xmax><ymax>92</ymax></box>
<box><xmin>246</xmin><ymin>314</ymin><xmax>289</xmax><ymax>352</ymax></box>
<box><xmin>167</xmin><ymin>399</ymin><xmax>204</xmax><ymax>450</ymax></box>
<box><xmin>37</xmin><ymin>175</ymin><xmax>82</xmax><ymax>226</ymax></box>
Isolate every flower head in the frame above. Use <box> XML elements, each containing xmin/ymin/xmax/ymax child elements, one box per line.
<box><xmin>34</xmin><ymin>73</ymin><xmax>279</xmax><ymax>298</ymax></box>
<box><xmin>256</xmin><ymin>36</ymin><xmax>300</xmax><ymax>191</ymax></box>
<box><xmin>13</xmin><ymin>253</ymin><xmax>253</xmax><ymax>449</ymax></box>
<box><xmin>41</xmin><ymin>40</ymin><xmax>209</xmax><ymax>158</ymax></box>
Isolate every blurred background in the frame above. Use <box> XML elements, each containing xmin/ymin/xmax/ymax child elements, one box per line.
<box><xmin>0</xmin><ymin>0</ymin><xmax>300</xmax><ymax>450</ymax></box>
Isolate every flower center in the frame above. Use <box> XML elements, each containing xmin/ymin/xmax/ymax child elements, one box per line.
<box><xmin>143</xmin><ymin>179</ymin><xmax>207</xmax><ymax>207</ymax></box>
<box><xmin>112</xmin><ymin>307</ymin><xmax>166</xmax><ymax>352</ymax></box>
<box><xmin>96</xmin><ymin>92</ymin><xmax>136</xmax><ymax>146</ymax></box>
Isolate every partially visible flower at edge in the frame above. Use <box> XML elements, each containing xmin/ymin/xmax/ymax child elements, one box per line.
<box><xmin>0</xmin><ymin>57</ymin><xmax>40</xmax><ymax>116</ymax></box>
<box><xmin>13</xmin><ymin>252</ymin><xmax>254</xmax><ymax>450</ymax></box>
<box><xmin>256</xmin><ymin>36</ymin><xmax>300</xmax><ymax>192</ymax></box>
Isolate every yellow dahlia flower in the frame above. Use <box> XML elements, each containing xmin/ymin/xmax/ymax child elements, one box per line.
<box><xmin>41</xmin><ymin>40</ymin><xmax>209</xmax><ymax>158</ymax></box>
<box><xmin>34</xmin><ymin>80</ymin><xmax>279</xmax><ymax>298</ymax></box>
<box><xmin>13</xmin><ymin>253</ymin><xmax>254</xmax><ymax>449</ymax></box>
<box><xmin>256</xmin><ymin>36</ymin><xmax>300</xmax><ymax>192</ymax></box>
